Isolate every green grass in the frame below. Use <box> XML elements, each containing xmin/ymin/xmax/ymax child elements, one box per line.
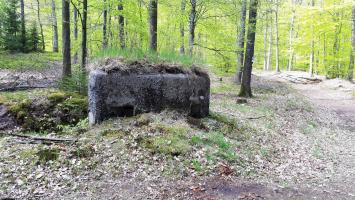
<box><xmin>0</xmin><ymin>51</ymin><xmax>62</xmax><ymax>71</ymax></box>
<box><xmin>0</xmin><ymin>89</ymin><xmax>55</xmax><ymax>105</ymax></box>
<box><xmin>95</xmin><ymin>47</ymin><xmax>203</xmax><ymax>67</ymax></box>
<box><xmin>191</xmin><ymin>132</ymin><xmax>238</xmax><ymax>162</ymax></box>
<box><xmin>211</xmin><ymin>81</ymin><xmax>240</xmax><ymax>95</ymax></box>
<box><xmin>141</xmin><ymin>125</ymin><xmax>191</xmax><ymax>156</ymax></box>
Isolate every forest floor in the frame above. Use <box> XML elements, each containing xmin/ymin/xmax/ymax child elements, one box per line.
<box><xmin>0</xmin><ymin>65</ymin><xmax>354</xmax><ymax>199</ymax></box>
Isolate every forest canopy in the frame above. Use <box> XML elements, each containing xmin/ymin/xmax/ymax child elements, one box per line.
<box><xmin>0</xmin><ymin>0</ymin><xmax>354</xmax><ymax>80</ymax></box>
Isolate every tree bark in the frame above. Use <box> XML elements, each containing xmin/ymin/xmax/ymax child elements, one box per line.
<box><xmin>51</xmin><ymin>0</ymin><xmax>58</xmax><ymax>52</ymax></box>
<box><xmin>118</xmin><ymin>0</ymin><xmax>125</xmax><ymax>49</ymax></box>
<box><xmin>180</xmin><ymin>0</ymin><xmax>186</xmax><ymax>54</ymax></box>
<box><xmin>62</xmin><ymin>0</ymin><xmax>71</xmax><ymax>78</ymax></box>
<box><xmin>239</xmin><ymin>0</ymin><xmax>258</xmax><ymax>98</ymax></box>
<box><xmin>275</xmin><ymin>0</ymin><xmax>280</xmax><ymax>72</ymax></box>
<box><xmin>102</xmin><ymin>0</ymin><xmax>108</xmax><ymax>49</ymax></box>
<box><xmin>288</xmin><ymin>0</ymin><xmax>295</xmax><ymax>71</ymax></box>
<box><xmin>263</xmin><ymin>13</ymin><xmax>268</xmax><ymax>70</ymax></box>
<box><xmin>149</xmin><ymin>0</ymin><xmax>158</xmax><ymax>52</ymax></box>
<box><xmin>81</xmin><ymin>0</ymin><xmax>88</xmax><ymax>70</ymax></box>
<box><xmin>309</xmin><ymin>0</ymin><xmax>315</xmax><ymax>77</ymax></box>
<box><xmin>266</xmin><ymin>11</ymin><xmax>273</xmax><ymax>71</ymax></box>
<box><xmin>235</xmin><ymin>0</ymin><xmax>247</xmax><ymax>84</ymax></box>
<box><xmin>189</xmin><ymin>0</ymin><xmax>196</xmax><ymax>56</ymax></box>
<box><xmin>349</xmin><ymin>3</ymin><xmax>355</xmax><ymax>81</ymax></box>
<box><xmin>73</xmin><ymin>6</ymin><xmax>78</xmax><ymax>63</ymax></box>
<box><xmin>20</xmin><ymin>0</ymin><xmax>26</xmax><ymax>52</ymax></box>
<box><xmin>36</xmin><ymin>0</ymin><xmax>45</xmax><ymax>51</ymax></box>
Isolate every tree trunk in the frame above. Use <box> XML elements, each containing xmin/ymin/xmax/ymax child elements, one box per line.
<box><xmin>149</xmin><ymin>0</ymin><xmax>158</xmax><ymax>52</ymax></box>
<box><xmin>102</xmin><ymin>0</ymin><xmax>108</xmax><ymax>49</ymax></box>
<box><xmin>288</xmin><ymin>0</ymin><xmax>295</xmax><ymax>71</ymax></box>
<box><xmin>349</xmin><ymin>3</ymin><xmax>355</xmax><ymax>81</ymax></box>
<box><xmin>309</xmin><ymin>0</ymin><xmax>315</xmax><ymax>77</ymax></box>
<box><xmin>266</xmin><ymin>11</ymin><xmax>273</xmax><ymax>71</ymax></box>
<box><xmin>73</xmin><ymin>6</ymin><xmax>78</xmax><ymax>64</ymax></box>
<box><xmin>189</xmin><ymin>0</ymin><xmax>196</xmax><ymax>56</ymax></box>
<box><xmin>275</xmin><ymin>1</ymin><xmax>280</xmax><ymax>72</ymax></box>
<box><xmin>263</xmin><ymin>13</ymin><xmax>268</xmax><ymax>71</ymax></box>
<box><xmin>51</xmin><ymin>0</ymin><xmax>58</xmax><ymax>52</ymax></box>
<box><xmin>81</xmin><ymin>0</ymin><xmax>88</xmax><ymax>70</ymax></box>
<box><xmin>235</xmin><ymin>0</ymin><xmax>247</xmax><ymax>84</ymax></box>
<box><xmin>20</xmin><ymin>0</ymin><xmax>26</xmax><ymax>52</ymax></box>
<box><xmin>36</xmin><ymin>0</ymin><xmax>45</xmax><ymax>51</ymax></box>
<box><xmin>62</xmin><ymin>0</ymin><xmax>71</xmax><ymax>78</ymax></box>
<box><xmin>118</xmin><ymin>0</ymin><xmax>125</xmax><ymax>49</ymax></box>
<box><xmin>180</xmin><ymin>0</ymin><xmax>186</xmax><ymax>54</ymax></box>
<box><xmin>239</xmin><ymin>0</ymin><xmax>258</xmax><ymax>98</ymax></box>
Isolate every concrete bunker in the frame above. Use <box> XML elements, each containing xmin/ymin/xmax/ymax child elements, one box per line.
<box><xmin>88</xmin><ymin>59</ymin><xmax>210</xmax><ymax>125</ymax></box>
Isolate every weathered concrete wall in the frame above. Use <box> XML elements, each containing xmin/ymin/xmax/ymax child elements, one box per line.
<box><xmin>88</xmin><ymin>69</ymin><xmax>210</xmax><ymax>125</ymax></box>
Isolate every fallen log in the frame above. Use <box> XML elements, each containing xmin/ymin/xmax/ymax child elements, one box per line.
<box><xmin>0</xmin><ymin>132</ymin><xmax>77</xmax><ymax>144</ymax></box>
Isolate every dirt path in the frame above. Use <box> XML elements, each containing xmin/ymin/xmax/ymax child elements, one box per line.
<box><xmin>255</xmin><ymin>71</ymin><xmax>355</xmax><ymax>199</ymax></box>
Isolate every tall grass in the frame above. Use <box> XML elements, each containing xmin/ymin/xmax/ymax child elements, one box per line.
<box><xmin>95</xmin><ymin>48</ymin><xmax>204</xmax><ymax>67</ymax></box>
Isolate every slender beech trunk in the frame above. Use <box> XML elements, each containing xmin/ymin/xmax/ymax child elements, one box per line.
<box><xmin>309</xmin><ymin>0</ymin><xmax>315</xmax><ymax>77</ymax></box>
<box><xmin>81</xmin><ymin>0</ymin><xmax>88</xmax><ymax>70</ymax></box>
<box><xmin>275</xmin><ymin>1</ymin><xmax>280</xmax><ymax>72</ymax></box>
<box><xmin>51</xmin><ymin>0</ymin><xmax>58</xmax><ymax>52</ymax></box>
<box><xmin>180</xmin><ymin>0</ymin><xmax>186</xmax><ymax>54</ymax></box>
<box><xmin>102</xmin><ymin>0</ymin><xmax>108</xmax><ymax>49</ymax></box>
<box><xmin>310</xmin><ymin>40</ymin><xmax>314</xmax><ymax>76</ymax></box>
<box><xmin>235</xmin><ymin>0</ymin><xmax>247</xmax><ymax>84</ymax></box>
<box><xmin>73</xmin><ymin>7</ymin><xmax>78</xmax><ymax>63</ymax></box>
<box><xmin>20</xmin><ymin>0</ymin><xmax>26</xmax><ymax>52</ymax></box>
<box><xmin>266</xmin><ymin>11</ymin><xmax>273</xmax><ymax>71</ymax></box>
<box><xmin>288</xmin><ymin>0</ymin><xmax>295</xmax><ymax>71</ymax></box>
<box><xmin>108</xmin><ymin>12</ymin><xmax>113</xmax><ymax>47</ymax></box>
<box><xmin>189</xmin><ymin>0</ymin><xmax>196</xmax><ymax>56</ymax></box>
<box><xmin>62</xmin><ymin>0</ymin><xmax>71</xmax><ymax>78</ymax></box>
<box><xmin>118</xmin><ymin>0</ymin><xmax>125</xmax><ymax>49</ymax></box>
<box><xmin>239</xmin><ymin>0</ymin><xmax>258</xmax><ymax>98</ymax></box>
<box><xmin>349</xmin><ymin>3</ymin><xmax>355</xmax><ymax>81</ymax></box>
<box><xmin>149</xmin><ymin>0</ymin><xmax>158</xmax><ymax>52</ymax></box>
<box><xmin>263</xmin><ymin>16</ymin><xmax>268</xmax><ymax>71</ymax></box>
<box><xmin>36</xmin><ymin>0</ymin><xmax>45</xmax><ymax>51</ymax></box>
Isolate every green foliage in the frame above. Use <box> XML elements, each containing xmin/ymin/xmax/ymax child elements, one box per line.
<box><xmin>1</xmin><ymin>0</ymin><xmax>21</xmax><ymax>52</ymax></box>
<box><xmin>95</xmin><ymin>47</ymin><xmax>202</xmax><ymax>67</ymax></box>
<box><xmin>59</xmin><ymin>67</ymin><xmax>88</xmax><ymax>96</ymax></box>
<box><xmin>27</xmin><ymin>23</ymin><xmax>41</xmax><ymax>52</ymax></box>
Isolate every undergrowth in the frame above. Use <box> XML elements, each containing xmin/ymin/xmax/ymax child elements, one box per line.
<box><xmin>0</xmin><ymin>51</ymin><xmax>61</xmax><ymax>71</ymax></box>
